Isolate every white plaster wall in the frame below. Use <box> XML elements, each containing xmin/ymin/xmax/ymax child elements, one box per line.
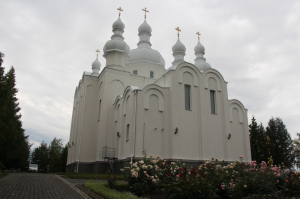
<box><xmin>126</xmin><ymin>62</ymin><xmax>166</xmax><ymax>79</ymax></box>
<box><xmin>68</xmin><ymin>58</ymin><xmax>252</xmax><ymax>167</ymax></box>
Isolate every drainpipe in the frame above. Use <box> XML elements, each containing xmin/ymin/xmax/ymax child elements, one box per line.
<box><xmin>131</xmin><ymin>89</ymin><xmax>138</xmax><ymax>168</ymax></box>
<box><xmin>77</xmin><ymin>78</ymin><xmax>92</xmax><ymax>173</ymax></box>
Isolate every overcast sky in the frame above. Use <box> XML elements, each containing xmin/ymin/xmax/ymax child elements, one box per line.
<box><xmin>1</xmin><ymin>0</ymin><xmax>299</xmax><ymax>149</ymax></box>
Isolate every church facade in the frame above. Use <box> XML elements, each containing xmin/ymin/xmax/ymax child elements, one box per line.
<box><xmin>66</xmin><ymin>12</ymin><xmax>251</xmax><ymax>173</ymax></box>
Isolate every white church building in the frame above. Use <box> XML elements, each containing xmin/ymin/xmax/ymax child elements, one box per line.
<box><xmin>66</xmin><ymin>10</ymin><xmax>251</xmax><ymax>173</ymax></box>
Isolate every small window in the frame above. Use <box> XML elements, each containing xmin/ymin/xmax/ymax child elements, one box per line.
<box><xmin>210</xmin><ymin>90</ymin><xmax>216</xmax><ymax>114</ymax></box>
<box><xmin>150</xmin><ymin>71</ymin><xmax>154</xmax><ymax>78</ymax></box>
<box><xmin>184</xmin><ymin>85</ymin><xmax>191</xmax><ymax>110</ymax></box>
<box><xmin>126</xmin><ymin>124</ymin><xmax>129</xmax><ymax>142</ymax></box>
<box><xmin>133</xmin><ymin>70</ymin><xmax>138</xmax><ymax>75</ymax></box>
<box><xmin>98</xmin><ymin>100</ymin><xmax>101</xmax><ymax>121</ymax></box>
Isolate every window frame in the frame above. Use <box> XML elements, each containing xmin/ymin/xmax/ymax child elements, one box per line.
<box><xmin>98</xmin><ymin>100</ymin><xmax>101</xmax><ymax>121</ymax></box>
<box><xmin>126</xmin><ymin>124</ymin><xmax>129</xmax><ymax>142</ymax></box>
<box><xmin>184</xmin><ymin>84</ymin><xmax>191</xmax><ymax>110</ymax></box>
<box><xmin>150</xmin><ymin>71</ymin><xmax>154</xmax><ymax>78</ymax></box>
<box><xmin>133</xmin><ymin>70</ymin><xmax>138</xmax><ymax>75</ymax></box>
<box><xmin>210</xmin><ymin>90</ymin><xmax>216</xmax><ymax>114</ymax></box>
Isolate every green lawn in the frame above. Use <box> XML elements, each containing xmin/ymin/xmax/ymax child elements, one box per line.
<box><xmin>52</xmin><ymin>172</ymin><xmax>125</xmax><ymax>180</ymax></box>
<box><xmin>84</xmin><ymin>181</ymin><xmax>148</xmax><ymax>199</ymax></box>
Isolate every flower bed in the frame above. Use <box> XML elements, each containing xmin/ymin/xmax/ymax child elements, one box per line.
<box><xmin>121</xmin><ymin>155</ymin><xmax>300</xmax><ymax>199</ymax></box>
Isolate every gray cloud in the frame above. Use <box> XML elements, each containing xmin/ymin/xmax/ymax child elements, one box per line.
<box><xmin>1</xmin><ymin>0</ymin><xmax>299</xmax><ymax>148</ymax></box>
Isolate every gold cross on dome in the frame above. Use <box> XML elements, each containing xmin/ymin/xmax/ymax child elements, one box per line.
<box><xmin>142</xmin><ymin>7</ymin><xmax>149</xmax><ymax>18</ymax></box>
<box><xmin>117</xmin><ymin>7</ymin><xmax>123</xmax><ymax>16</ymax></box>
<box><xmin>96</xmin><ymin>49</ymin><xmax>100</xmax><ymax>57</ymax></box>
<box><xmin>196</xmin><ymin>32</ymin><xmax>201</xmax><ymax>40</ymax></box>
<box><xmin>175</xmin><ymin>27</ymin><xmax>181</xmax><ymax>37</ymax></box>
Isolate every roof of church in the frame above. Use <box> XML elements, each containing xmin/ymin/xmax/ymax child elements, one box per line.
<box><xmin>126</xmin><ymin>19</ymin><xmax>165</xmax><ymax>67</ymax></box>
<box><xmin>126</xmin><ymin>48</ymin><xmax>165</xmax><ymax>66</ymax></box>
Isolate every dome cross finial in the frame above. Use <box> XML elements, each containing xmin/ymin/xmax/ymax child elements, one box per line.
<box><xmin>142</xmin><ymin>7</ymin><xmax>149</xmax><ymax>18</ymax></box>
<box><xmin>196</xmin><ymin>31</ymin><xmax>201</xmax><ymax>40</ymax></box>
<box><xmin>117</xmin><ymin>7</ymin><xmax>123</xmax><ymax>16</ymax></box>
<box><xmin>96</xmin><ymin>49</ymin><xmax>100</xmax><ymax>57</ymax></box>
<box><xmin>175</xmin><ymin>27</ymin><xmax>181</xmax><ymax>38</ymax></box>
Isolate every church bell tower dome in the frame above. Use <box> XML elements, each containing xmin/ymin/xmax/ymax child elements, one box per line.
<box><xmin>92</xmin><ymin>57</ymin><xmax>101</xmax><ymax>75</ymax></box>
<box><xmin>112</xmin><ymin>16</ymin><xmax>125</xmax><ymax>33</ymax></box>
<box><xmin>194</xmin><ymin>40</ymin><xmax>205</xmax><ymax>55</ymax></box>
<box><xmin>103</xmin><ymin>8</ymin><xmax>130</xmax><ymax>70</ymax></box>
<box><xmin>194</xmin><ymin>32</ymin><xmax>211</xmax><ymax>71</ymax></box>
<box><xmin>138</xmin><ymin>20</ymin><xmax>152</xmax><ymax>34</ymax></box>
<box><xmin>172</xmin><ymin>38</ymin><xmax>186</xmax><ymax>56</ymax></box>
<box><xmin>103</xmin><ymin>16</ymin><xmax>130</xmax><ymax>57</ymax></box>
<box><xmin>126</xmin><ymin>17</ymin><xmax>165</xmax><ymax>67</ymax></box>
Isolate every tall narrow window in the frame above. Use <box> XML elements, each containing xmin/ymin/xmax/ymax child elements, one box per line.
<box><xmin>126</xmin><ymin>124</ymin><xmax>129</xmax><ymax>142</ymax></box>
<box><xmin>133</xmin><ymin>70</ymin><xmax>138</xmax><ymax>75</ymax></box>
<box><xmin>98</xmin><ymin>100</ymin><xmax>101</xmax><ymax>121</ymax></box>
<box><xmin>150</xmin><ymin>71</ymin><xmax>154</xmax><ymax>78</ymax></box>
<box><xmin>185</xmin><ymin>85</ymin><xmax>191</xmax><ymax>110</ymax></box>
<box><xmin>210</xmin><ymin>90</ymin><xmax>216</xmax><ymax>114</ymax></box>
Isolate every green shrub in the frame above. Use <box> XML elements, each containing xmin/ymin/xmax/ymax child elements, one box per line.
<box><xmin>122</xmin><ymin>155</ymin><xmax>160</xmax><ymax>196</ymax></box>
<box><xmin>282</xmin><ymin>171</ymin><xmax>300</xmax><ymax>197</ymax></box>
<box><xmin>121</xmin><ymin>155</ymin><xmax>297</xmax><ymax>198</ymax></box>
<box><xmin>84</xmin><ymin>181</ymin><xmax>147</xmax><ymax>199</ymax></box>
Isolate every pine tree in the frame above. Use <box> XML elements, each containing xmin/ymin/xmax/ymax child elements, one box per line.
<box><xmin>293</xmin><ymin>133</ymin><xmax>300</xmax><ymax>168</ymax></box>
<box><xmin>265</xmin><ymin>117</ymin><xmax>294</xmax><ymax>167</ymax></box>
<box><xmin>60</xmin><ymin>144</ymin><xmax>68</xmax><ymax>172</ymax></box>
<box><xmin>249</xmin><ymin>116</ymin><xmax>268</xmax><ymax>163</ymax></box>
<box><xmin>0</xmin><ymin>52</ymin><xmax>5</xmax><ymax>169</ymax></box>
<box><xmin>0</xmin><ymin>52</ymin><xmax>31</xmax><ymax>170</ymax></box>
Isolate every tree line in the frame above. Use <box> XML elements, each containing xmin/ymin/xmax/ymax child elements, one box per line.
<box><xmin>249</xmin><ymin>116</ymin><xmax>296</xmax><ymax>167</ymax></box>
<box><xmin>0</xmin><ymin>51</ymin><xmax>68</xmax><ymax>173</ymax></box>
<box><xmin>30</xmin><ymin>138</ymin><xmax>68</xmax><ymax>172</ymax></box>
<box><xmin>0</xmin><ymin>52</ymin><xmax>31</xmax><ymax>171</ymax></box>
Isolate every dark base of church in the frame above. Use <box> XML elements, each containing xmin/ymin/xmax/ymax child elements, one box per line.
<box><xmin>66</xmin><ymin>158</ymin><xmax>237</xmax><ymax>174</ymax></box>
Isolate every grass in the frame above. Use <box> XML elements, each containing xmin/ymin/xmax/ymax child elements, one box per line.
<box><xmin>0</xmin><ymin>171</ymin><xmax>10</xmax><ymax>179</ymax></box>
<box><xmin>52</xmin><ymin>172</ymin><xmax>125</xmax><ymax>180</ymax></box>
<box><xmin>84</xmin><ymin>181</ymin><xmax>148</xmax><ymax>199</ymax></box>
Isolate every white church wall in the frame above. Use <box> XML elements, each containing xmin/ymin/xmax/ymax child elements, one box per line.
<box><xmin>203</xmin><ymin>77</ymin><xmax>225</xmax><ymax>160</ymax></box>
<box><xmin>177</xmin><ymin>71</ymin><xmax>201</xmax><ymax>160</ymax></box>
<box><xmin>126</xmin><ymin>61</ymin><xmax>166</xmax><ymax>79</ymax></box>
<box><xmin>78</xmin><ymin>76</ymin><xmax>98</xmax><ymax>162</ymax></box>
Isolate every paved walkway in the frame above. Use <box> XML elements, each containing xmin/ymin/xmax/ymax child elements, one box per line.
<box><xmin>0</xmin><ymin>173</ymin><xmax>89</xmax><ymax>199</ymax></box>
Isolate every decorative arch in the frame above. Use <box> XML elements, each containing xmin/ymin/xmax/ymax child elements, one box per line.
<box><xmin>114</xmin><ymin>96</ymin><xmax>122</xmax><ymax>122</ymax></box>
<box><xmin>123</xmin><ymin>94</ymin><xmax>131</xmax><ymax>116</ymax></box>
<box><xmin>144</xmin><ymin>88</ymin><xmax>164</xmax><ymax>112</ymax></box>
<box><xmin>229</xmin><ymin>103</ymin><xmax>244</xmax><ymax>124</ymax></box>
<box><xmin>110</xmin><ymin>79</ymin><xmax>125</xmax><ymax>89</ymax></box>
<box><xmin>178</xmin><ymin>67</ymin><xmax>199</xmax><ymax>87</ymax></box>
<box><xmin>204</xmin><ymin>73</ymin><xmax>222</xmax><ymax>91</ymax></box>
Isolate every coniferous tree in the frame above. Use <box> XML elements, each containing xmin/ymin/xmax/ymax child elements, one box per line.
<box><xmin>60</xmin><ymin>144</ymin><xmax>68</xmax><ymax>172</ymax></box>
<box><xmin>249</xmin><ymin>116</ymin><xmax>268</xmax><ymax>163</ymax></box>
<box><xmin>0</xmin><ymin>52</ymin><xmax>31</xmax><ymax>170</ymax></box>
<box><xmin>265</xmin><ymin>117</ymin><xmax>294</xmax><ymax>167</ymax></box>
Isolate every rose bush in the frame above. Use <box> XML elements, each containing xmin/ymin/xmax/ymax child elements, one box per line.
<box><xmin>121</xmin><ymin>155</ymin><xmax>299</xmax><ymax>198</ymax></box>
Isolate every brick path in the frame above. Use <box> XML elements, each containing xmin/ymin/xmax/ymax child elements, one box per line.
<box><xmin>0</xmin><ymin>173</ymin><xmax>88</xmax><ymax>199</ymax></box>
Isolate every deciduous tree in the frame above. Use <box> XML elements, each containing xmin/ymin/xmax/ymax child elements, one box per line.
<box><xmin>31</xmin><ymin>141</ymin><xmax>49</xmax><ymax>172</ymax></box>
<box><xmin>293</xmin><ymin>133</ymin><xmax>300</xmax><ymax>168</ymax></box>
